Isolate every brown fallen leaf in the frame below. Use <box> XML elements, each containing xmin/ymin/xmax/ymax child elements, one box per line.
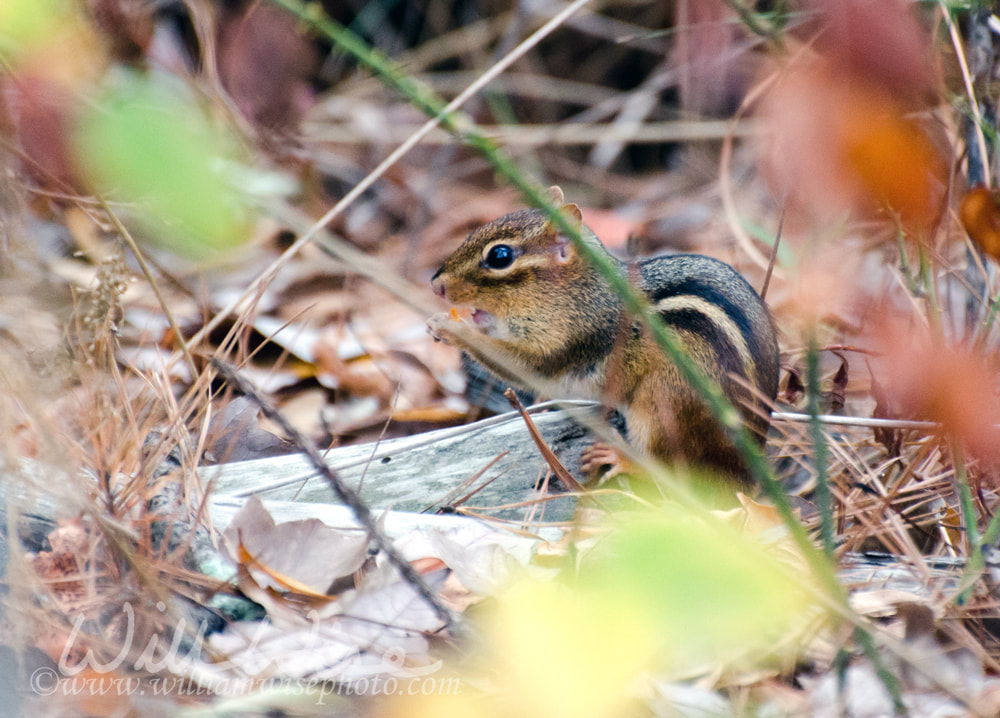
<box><xmin>221</xmin><ymin>496</ymin><xmax>370</xmax><ymax>597</ymax></box>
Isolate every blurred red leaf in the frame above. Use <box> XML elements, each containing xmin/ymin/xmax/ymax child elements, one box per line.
<box><xmin>3</xmin><ymin>74</ymin><xmax>80</xmax><ymax>190</ymax></box>
<box><xmin>218</xmin><ymin>3</ymin><xmax>319</xmax><ymax>131</ymax></box>
<box><xmin>807</xmin><ymin>0</ymin><xmax>937</xmax><ymax>99</ymax></box>
<box><xmin>872</xmin><ymin>320</ymin><xmax>1000</xmax><ymax>464</ymax></box>
<box><xmin>761</xmin><ymin>61</ymin><xmax>947</xmax><ymax>233</ymax></box>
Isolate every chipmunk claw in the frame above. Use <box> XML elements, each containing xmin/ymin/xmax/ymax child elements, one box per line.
<box><xmin>580</xmin><ymin>442</ymin><xmax>634</xmax><ymax>484</ymax></box>
<box><xmin>425</xmin><ymin>313</ymin><xmax>454</xmax><ymax>344</ymax></box>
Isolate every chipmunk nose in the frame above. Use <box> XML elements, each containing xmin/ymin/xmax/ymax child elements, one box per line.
<box><xmin>430</xmin><ymin>269</ymin><xmax>446</xmax><ymax>298</ymax></box>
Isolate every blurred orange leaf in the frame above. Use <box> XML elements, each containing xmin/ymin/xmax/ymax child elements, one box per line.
<box><xmin>837</xmin><ymin>85</ymin><xmax>946</xmax><ymax>232</ymax></box>
<box><xmin>960</xmin><ymin>186</ymin><xmax>1000</xmax><ymax>261</ymax></box>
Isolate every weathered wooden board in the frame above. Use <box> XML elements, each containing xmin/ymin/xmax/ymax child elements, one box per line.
<box><xmin>200</xmin><ymin>405</ymin><xmax>605</xmax><ymax>521</ymax></box>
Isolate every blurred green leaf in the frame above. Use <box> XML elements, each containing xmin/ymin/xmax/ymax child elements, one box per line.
<box><xmin>578</xmin><ymin>508</ymin><xmax>817</xmax><ymax>669</ymax></box>
<box><xmin>0</xmin><ymin>0</ymin><xmax>74</xmax><ymax>56</ymax></box>
<box><xmin>74</xmin><ymin>73</ymin><xmax>252</xmax><ymax>258</ymax></box>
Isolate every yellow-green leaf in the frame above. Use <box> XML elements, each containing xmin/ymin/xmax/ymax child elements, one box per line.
<box><xmin>0</xmin><ymin>0</ymin><xmax>75</xmax><ymax>57</ymax></box>
<box><xmin>579</xmin><ymin>508</ymin><xmax>818</xmax><ymax>670</ymax></box>
<box><xmin>73</xmin><ymin>73</ymin><xmax>251</xmax><ymax>258</ymax></box>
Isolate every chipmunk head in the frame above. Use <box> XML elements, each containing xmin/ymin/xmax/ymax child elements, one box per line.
<box><xmin>430</xmin><ymin>187</ymin><xmax>604</xmax><ymax>347</ymax></box>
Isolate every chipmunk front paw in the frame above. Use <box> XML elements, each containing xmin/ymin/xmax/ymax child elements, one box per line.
<box><xmin>426</xmin><ymin>312</ymin><xmax>456</xmax><ymax>344</ymax></box>
<box><xmin>580</xmin><ymin>442</ymin><xmax>635</xmax><ymax>485</ymax></box>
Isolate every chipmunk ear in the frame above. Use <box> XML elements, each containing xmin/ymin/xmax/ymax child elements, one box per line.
<box><xmin>560</xmin><ymin>202</ymin><xmax>582</xmax><ymax>227</ymax></box>
<box><xmin>542</xmin><ymin>185</ymin><xmax>581</xmax><ymax>226</ymax></box>
<box><xmin>550</xmin><ymin>202</ymin><xmax>583</xmax><ymax>263</ymax></box>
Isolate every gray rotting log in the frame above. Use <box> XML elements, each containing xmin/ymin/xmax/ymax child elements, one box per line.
<box><xmin>0</xmin><ymin>440</ymin><xmax>978</xmax><ymax>607</ymax></box>
<box><xmin>200</xmin><ymin>404</ymin><xmax>604</xmax><ymax>522</ymax></box>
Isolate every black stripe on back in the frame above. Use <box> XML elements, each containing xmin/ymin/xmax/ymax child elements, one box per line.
<box><xmin>656</xmin><ymin>306</ymin><xmax>747</xmax><ymax>381</ymax></box>
<box><xmin>650</xmin><ymin>277</ymin><xmax>762</xmax><ymax>371</ymax></box>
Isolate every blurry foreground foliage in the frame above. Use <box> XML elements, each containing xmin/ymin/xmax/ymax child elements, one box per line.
<box><xmin>3</xmin><ymin>0</ymin><xmax>1000</xmax><ymax>716</ymax></box>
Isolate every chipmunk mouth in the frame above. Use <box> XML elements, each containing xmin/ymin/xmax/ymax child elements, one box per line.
<box><xmin>472</xmin><ymin>308</ymin><xmax>495</xmax><ymax>327</ymax></box>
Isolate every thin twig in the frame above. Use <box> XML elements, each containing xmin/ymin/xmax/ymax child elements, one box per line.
<box><xmin>760</xmin><ymin>198</ymin><xmax>784</xmax><ymax>300</ymax></box>
<box><xmin>772</xmin><ymin>412</ymin><xmax>971</xmax><ymax>431</ymax></box>
<box><xmin>938</xmin><ymin>0</ymin><xmax>990</xmax><ymax>187</ymax></box>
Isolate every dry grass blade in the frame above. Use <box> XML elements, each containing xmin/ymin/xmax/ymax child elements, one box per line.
<box><xmin>504</xmin><ymin>389</ymin><xmax>585</xmax><ymax>493</ymax></box>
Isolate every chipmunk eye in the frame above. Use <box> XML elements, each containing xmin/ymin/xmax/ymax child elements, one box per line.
<box><xmin>484</xmin><ymin>244</ymin><xmax>515</xmax><ymax>269</ymax></box>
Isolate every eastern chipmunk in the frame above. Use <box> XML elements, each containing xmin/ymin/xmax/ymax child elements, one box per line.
<box><xmin>427</xmin><ymin>187</ymin><xmax>780</xmax><ymax>489</ymax></box>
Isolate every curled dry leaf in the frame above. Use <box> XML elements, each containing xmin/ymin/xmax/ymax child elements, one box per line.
<box><xmin>205</xmin><ymin>396</ymin><xmax>288</xmax><ymax>463</ymax></box>
<box><xmin>829</xmin><ymin>354</ymin><xmax>848</xmax><ymax>411</ymax></box>
<box><xmin>221</xmin><ymin>495</ymin><xmax>370</xmax><ymax>598</ymax></box>
<box><xmin>870</xmin><ymin>370</ymin><xmax>902</xmax><ymax>457</ymax></box>
<box><xmin>784</xmin><ymin>366</ymin><xmax>805</xmax><ymax>405</ymax></box>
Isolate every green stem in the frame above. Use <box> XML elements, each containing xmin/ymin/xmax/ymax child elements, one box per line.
<box><xmin>895</xmin><ymin>229</ymin><xmax>918</xmax><ymax>294</ymax></box>
<box><xmin>917</xmin><ymin>243</ymin><xmax>942</xmax><ymax>335</ymax></box>
<box><xmin>952</xmin><ymin>437</ymin><xmax>983</xmax><ymax>605</ymax></box>
<box><xmin>976</xmin><ymin>293</ymin><xmax>1000</xmax><ymax>349</ymax></box>
<box><xmin>981</xmin><ymin>500</ymin><xmax>1000</xmax><ymax>547</ymax></box>
<box><xmin>806</xmin><ymin>333</ymin><xmax>835</xmax><ymax>557</ymax></box>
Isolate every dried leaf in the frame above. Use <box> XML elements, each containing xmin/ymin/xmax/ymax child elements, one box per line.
<box><xmin>784</xmin><ymin>366</ymin><xmax>804</xmax><ymax>404</ymax></box>
<box><xmin>206</xmin><ymin>396</ymin><xmax>288</xmax><ymax>463</ymax></box>
<box><xmin>869</xmin><ymin>369</ymin><xmax>901</xmax><ymax>457</ymax></box>
<box><xmin>221</xmin><ymin>496</ymin><xmax>370</xmax><ymax>596</ymax></box>
<box><xmin>829</xmin><ymin>354</ymin><xmax>848</xmax><ymax>410</ymax></box>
